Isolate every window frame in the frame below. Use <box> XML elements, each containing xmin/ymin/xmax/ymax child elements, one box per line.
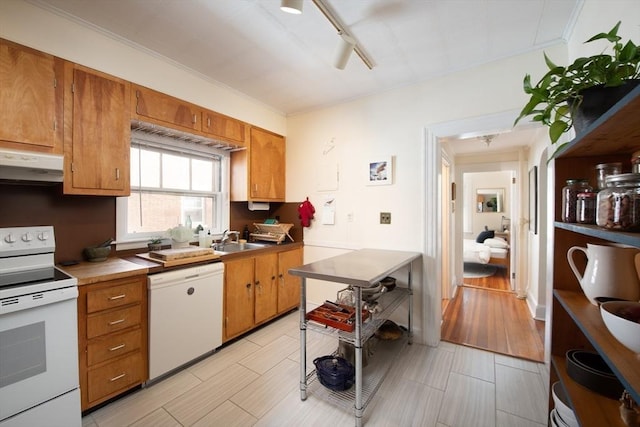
<box><xmin>116</xmin><ymin>133</ymin><xmax>230</xmax><ymax>251</ymax></box>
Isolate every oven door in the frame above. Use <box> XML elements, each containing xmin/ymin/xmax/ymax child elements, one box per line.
<box><xmin>0</xmin><ymin>285</ymin><xmax>79</xmax><ymax>421</ymax></box>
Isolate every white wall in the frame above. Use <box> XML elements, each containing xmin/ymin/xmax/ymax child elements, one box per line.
<box><xmin>287</xmin><ymin>46</ymin><xmax>567</xmax><ymax>345</ymax></box>
<box><xmin>568</xmin><ymin>2</ymin><xmax>640</xmax><ymax>61</ymax></box>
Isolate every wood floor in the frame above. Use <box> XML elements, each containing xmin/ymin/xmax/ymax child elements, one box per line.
<box><xmin>441</xmin><ymin>266</ymin><xmax>545</xmax><ymax>362</ymax></box>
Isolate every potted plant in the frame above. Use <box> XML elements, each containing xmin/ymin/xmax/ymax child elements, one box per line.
<box><xmin>514</xmin><ymin>21</ymin><xmax>640</xmax><ymax>155</ymax></box>
<box><xmin>147</xmin><ymin>237</ymin><xmax>163</xmax><ymax>252</ymax></box>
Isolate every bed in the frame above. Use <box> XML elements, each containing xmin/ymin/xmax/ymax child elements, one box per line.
<box><xmin>463</xmin><ymin>237</ymin><xmax>509</xmax><ymax>266</ymax></box>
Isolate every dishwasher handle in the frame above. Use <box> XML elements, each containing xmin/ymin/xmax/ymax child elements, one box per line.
<box><xmin>148</xmin><ymin>263</ymin><xmax>224</xmax><ymax>289</ymax></box>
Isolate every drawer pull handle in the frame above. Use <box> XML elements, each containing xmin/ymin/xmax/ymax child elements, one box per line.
<box><xmin>109</xmin><ymin>294</ymin><xmax>126</xmax><ymax>301</ymax></box>
<box><xmin>110</xmin><ymin>373</ymin><xmax>126</xmax><ymax>382</ymax></box>
<box><xmin>109</xmin><ymin>319</ymin><xmax>125</xmax><ymax>326</ymax></box>
<box><xmin>109</xmin><ymin>344</ymin><xmax>126</xmax><ymax>352</ymax></box>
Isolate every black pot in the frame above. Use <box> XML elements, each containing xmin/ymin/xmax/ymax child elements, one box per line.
<box><xmin>566</xmin><ymin>349</ymin><xmax>624</xmax><ymax>400</ymax></box>
<box><xmin>572</xmin><ymin>79</ymin><xmax>640</xmax><ymax>135</ymax></box>
<box><xmin>313</xmin><ymin>356</ymin><xmax>354</xmax><ymax>391</ymax></box>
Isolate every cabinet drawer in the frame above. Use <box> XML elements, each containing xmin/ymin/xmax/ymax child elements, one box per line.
<box><xmin>87</xmin><ymin>305</ymin><xmax>141</xmax><ymax>339</ymax></box>
<box><xmin>87</xmin><ymin>328</ymin><xmax>142</xmax><ymax>366</ymax></box>
<box><xmin>87</xmin><ymin>352</ymin><xmax>143</xmax><ymax>403</ymax></box>
<box><xmin>87</xmin><ymin>281</ymin><xmax>142</xmax><ymax>313</ymax></box>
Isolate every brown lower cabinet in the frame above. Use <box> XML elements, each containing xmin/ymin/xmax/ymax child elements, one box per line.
<box><xmin>77</xmin><ymin>274</ymin><xmax>148</xmax><ymax>411</ymax></box>
<box><xmin>223</xmin><ymin>246</ymin><xmax>302</xmax><ymax>341</ymax></box>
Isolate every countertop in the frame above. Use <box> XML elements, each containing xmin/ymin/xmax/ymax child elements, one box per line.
<box><xmin>58</xmin><ymin>257</ymin><xmax>149</xmax><ymax>286</ymax></box>
<box><xmin>288</xmin><ymin>248</ymin><xmax>421</xmax><ymax>287</ymax></box>
<box><xmin>59</xmin><ymin>241</ymin><xmax>304</xmax><ymax>285</ymax></box>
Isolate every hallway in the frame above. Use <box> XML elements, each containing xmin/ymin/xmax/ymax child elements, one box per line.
<box><xmin>441</xmin><ymin>268</ymin><xmax>545</xmax><ymax>362</ymax></box>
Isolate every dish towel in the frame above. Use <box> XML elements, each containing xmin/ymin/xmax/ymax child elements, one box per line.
<box><xmin>298</xmin><ymin>197</ymin><xmax>316</xmax><ymax>227</ymax></box>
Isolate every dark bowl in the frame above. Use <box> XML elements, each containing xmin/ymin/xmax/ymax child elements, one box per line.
<box><xmin>565</xmin><ymin>349</ymin><xmax>623</xmax><ymax>400</ymax></box>
<box><xmin>380</xmin><ymin>276</ymin><xmax>396</xmax><ymax>292</ymax></box>
<box><xmin>313</xmin><ymin>356</ymin><xmax>354</xmax><ymax>391</ymax></box>
<box><xmin>83</xmin><ymin>246</ymin><xmax>111</xmax><ymax>262</ymax></box>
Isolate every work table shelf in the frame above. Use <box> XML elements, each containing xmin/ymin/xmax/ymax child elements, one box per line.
<box><xmin>306</xmin><ymin>287</ymin><xmax>411</xmax><ymax>345</ymax></box>
<box><xmin>305</xmin><ymin>333</ymin><xmax>408</xmax><ymax>413</ymax></box>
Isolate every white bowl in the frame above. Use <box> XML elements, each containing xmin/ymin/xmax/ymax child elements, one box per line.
<box><xmin>600</xmin><ymin>301</ymin><xmax>640</xmax><ymax>353</ymax></box>
<box><xmin>550</xmin><ymin>409</ymin><xmax>569</xmax><ymax>427</ymax></box>
<box><xmin>551</xmin><ymin>382</ymin><xmax>578</xmax><ymax>427</ymax></box>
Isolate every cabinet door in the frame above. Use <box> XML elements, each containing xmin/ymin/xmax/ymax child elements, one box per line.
<box><xmin>0</xmin><ymin>39</ymin><xmax>63</xmax><ymax>152</ymax></box>
<box><xmin>277</xmin><ymin>247</ymin><xmax>303</xmax><ymax>313</ymax></box>
<box><xmin>249</xmin><ymin>127</ymin><xmax>285</xmax><ymax>201</ymax></box>
<box><xmin>254</xmin><ymin>252</ymin><xmax>278</xmax><ymax>324</ymax></box>
<box><xmin>133</xmin><ymin>85</ymin><xmax>199</xmax><ymax>131</ymax></box>
<box><xmin>224</xmin><ymin>257</ymin><xmax>255</xmax><ymax>340</ymax></box>
<box><xmin>202</xmin><ymin>110</ymin><xmax>246</xmax><ymax>145</ymax></box>
<box><xmin>65</xmin><ymin>64</ymin><xmax>130</xmax><ymax>195</ymax></box>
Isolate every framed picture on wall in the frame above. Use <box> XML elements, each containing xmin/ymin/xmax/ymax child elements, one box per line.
<box><xmin>529</xmin><ymin>166</ymin><xmax>538</xmax><ymax>234</ymax></box>
<box><xmin>367</xmin><ymin>157</ymin><xmax>393</xmax><ymax>185</ymax></box>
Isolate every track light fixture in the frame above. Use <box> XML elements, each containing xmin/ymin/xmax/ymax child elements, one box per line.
<box><xmin>311</xmin><ymin>0</ymin><xmax>374</xmax><ymax>70</ymax></box>
<box><xmin>281</xmin><ymin>0</ymin><xmax>303</xmax><ymax>15</ymax></box>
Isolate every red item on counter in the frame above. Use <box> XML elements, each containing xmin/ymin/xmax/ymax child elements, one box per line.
<box><xmin>297</xmin><ymin>197</ymin><xmax>315</xmax><ymax>227</ymax></box>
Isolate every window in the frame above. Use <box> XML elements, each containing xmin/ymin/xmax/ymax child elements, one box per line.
<box><xmin>116</xmin><ymin>136</ymin><xmax>229</xmax><ymax>248</ymax></box>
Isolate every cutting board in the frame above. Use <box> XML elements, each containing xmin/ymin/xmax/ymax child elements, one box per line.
<box><xmin>136</xmin><ymin>251</ymin><xmax>220</xmax><ymax>267</ymax></box>
<box><xmin>148</xmin><ymin>247</ymin><xmax>214</xmax><ymax>260</ymax></box>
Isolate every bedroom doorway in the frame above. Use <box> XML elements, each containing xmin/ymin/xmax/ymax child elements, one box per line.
<box><xmin>461</xmin><ymin>169</ymin><xmax>516</xmax><ymax>292</ymax></box>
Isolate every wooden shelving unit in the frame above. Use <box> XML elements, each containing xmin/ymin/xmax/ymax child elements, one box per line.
<box><xmin>550</xmin><ymin>84</ymin><xmax>640</xmax><ymax>426</ymax></box>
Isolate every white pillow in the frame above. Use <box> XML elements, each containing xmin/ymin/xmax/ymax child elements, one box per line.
<box><xmin>483</xmin><ymin>237</ymin><xmax>509</xmax><ymax>249</ymax></box>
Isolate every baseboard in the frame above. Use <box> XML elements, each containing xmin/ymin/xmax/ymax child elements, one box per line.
<box><xmin>525</xmin><ymin>294</ymin><xmax>546</xmax><ymax>320</ymax></box>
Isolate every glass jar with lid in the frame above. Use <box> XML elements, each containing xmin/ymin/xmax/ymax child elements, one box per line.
<box><xmin>595</xmin><ymin>162</ymin><xmax>622</xmax><ymax>191</ymax></box>
<box><xmin>562</xmin><ymin>179</ymin><xmax>592</xmax><ymax>223</ymax></box>
<box><xmin>596</xmin><ymin>173</ymin><xmax>640</xmax><ymax>231</ymax></box>
<box><xmin>576</xmin><ymin>191</ymin><xmax>597</xmax><ymax>224</ymax></box>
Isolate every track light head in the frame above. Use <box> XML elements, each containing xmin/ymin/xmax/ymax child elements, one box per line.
<box><xmin>281</xmin><ymin>0</ymin><xmax>303</xmax><ymax>14</ymax></box>
<box><xmin>334</xmin><ymin>33</ymin><xmax>356</xmax><ymax>70</ymax></box>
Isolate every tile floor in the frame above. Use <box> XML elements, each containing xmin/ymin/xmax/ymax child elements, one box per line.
<box><xmin>82</xmin><ymin>311</ymin><xmax>550</xmax><ymax>427</ymax></box>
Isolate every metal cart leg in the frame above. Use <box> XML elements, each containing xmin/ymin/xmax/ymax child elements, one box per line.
<box><xmin>354</xmin><ymin>286</ymin><xmax>363</xmax><ymax>427</ymax></box>
<box><xmin>408</xmin><ymin>261</ymin><xmax>413</xmax><ymax>345</ymax></box>
<box><xmin>300</xmin><ymin>277</ymin><xmax>307</xmax><ymax>401</ymax></box>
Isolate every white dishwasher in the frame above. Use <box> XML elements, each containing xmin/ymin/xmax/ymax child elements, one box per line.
<box><xmin>148</xmin><ymin>262</ymin><xmax>224</xmax><ymax>381</ymax></box>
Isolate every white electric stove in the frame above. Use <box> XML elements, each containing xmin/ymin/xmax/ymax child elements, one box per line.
<box><xmin>0</xmin><ymin>226</ymin><xmax>81</xmax><ymax>427</ymax></box>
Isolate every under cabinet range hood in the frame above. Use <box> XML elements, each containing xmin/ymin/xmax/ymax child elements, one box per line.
<box><xmin>0</xmin><ymin>148</ymin><xmax>64</xmax><ymax>182</ymax></box>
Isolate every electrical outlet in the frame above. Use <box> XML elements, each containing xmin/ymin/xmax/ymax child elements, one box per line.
<box><xmin>380</xmin><ymin>212</ymin><xmax>391</xmax><ymax>224</ymax></box>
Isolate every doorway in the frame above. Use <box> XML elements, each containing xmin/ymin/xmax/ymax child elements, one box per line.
<box><xmin>441</xmin><ymin>157</ymin><xmax>452</xmax><ymax>313</ymax></box>
<box><xmin>461</xmin><ymin>169</ymin><xmax>516</xmax><ymax>292</ymax></box>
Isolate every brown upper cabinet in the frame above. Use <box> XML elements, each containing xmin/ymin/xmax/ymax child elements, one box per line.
<box><xmin>132</xmin><ymin>85</ymin><xmax>200</xmax><ymax>132</ymax></box>
<box><xmin>63</xmin><ymin>63</ymin><xmax>131</xmax><ymax>196</ymax></box>
<box><xmin>202</xmin><ymin>110</ymin><xmax>247</xmax><ymax>145</ymax></box>
<box><xmin>0</xmin><ymin>38</ymin><xmax>64</xmax><ymax>153</ymax></box>
<box><xmin>231</xmin><ymin>127</ymin><xmax>286</xmax><ymax>202</ymax></box>
<box><xmin>1</xmin><ymin>39</ymin><xmax>286</xmax><ymax>200</ymax></box>
<box><xmin>132</xmin><ymin>85</ymin><xmax>248</xmax><ymax>147</ymax></box>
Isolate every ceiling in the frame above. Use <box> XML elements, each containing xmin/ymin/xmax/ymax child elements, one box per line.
<box><xmin>30</xmin><ymin>0</ymin><xmax>580</xmax><ymax>153</ymax></box>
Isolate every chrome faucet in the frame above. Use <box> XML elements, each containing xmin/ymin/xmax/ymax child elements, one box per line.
<box><xmin>226</xmin><ymin>231</ymin><xmax>240</xmax><ymax>243</ymax></box>
<box><xmin>214</xmin><ymin>230</ymin><xmax>239</xmax><ymax>250</ymax></box>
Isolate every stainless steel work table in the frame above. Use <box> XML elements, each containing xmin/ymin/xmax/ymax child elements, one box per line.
<box><xmin>289</xmin><ymin>248</ymin><xmax>421</xmax><ymax>427</ymax></box>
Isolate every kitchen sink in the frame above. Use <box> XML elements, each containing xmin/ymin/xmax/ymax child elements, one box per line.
<box><xmin>213</xmin><ymin>242</ymin><xmax>270</xmax><ymax>254</ymax></box>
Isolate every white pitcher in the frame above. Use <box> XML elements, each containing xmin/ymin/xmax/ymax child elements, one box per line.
<box><xmin>567</xmin><ymin>243</ymin><xmax>640</xmax><ymax>305</ymax></box>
